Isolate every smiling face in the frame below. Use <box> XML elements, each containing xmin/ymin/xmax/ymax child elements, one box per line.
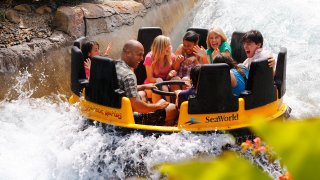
<box><xmin>88</xmin><ymin>44</ymin><xmax>99</xmax><ymax>58</ymax></box>
<box><xmin>126</xmin><ymin>43</ymin><xmax>144</xmax><ymax>69</ymax></box>
<box><xmin>208</xmin><ymin>32</ymin><xmax>222</xmax><ymax>50</ymax></box>
<box><xmin>182</xmin><ymin>40</ymin><xmax>196</xmax><ymax>55</ymax></box>
<box><xmin>243</xmin><ymin>40</ymin><xmax>261</xmax><ymax>58</ymax></box>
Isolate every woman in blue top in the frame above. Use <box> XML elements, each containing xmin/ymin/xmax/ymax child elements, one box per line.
<box><xmin>194</xmin><ymin>27</ymin><xmax>232</xmax><ymax>64</ymax></box>
<box><xmin>213</xmin><ymin>54</ymin><xmax>248</xmax><ymax>96</ymax></box>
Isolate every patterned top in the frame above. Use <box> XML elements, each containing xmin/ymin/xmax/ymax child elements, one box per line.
<box><xmin>115</xmin><ymin>60</ymin><xmax>138</xmax><ymax>98</ymax></box>
<box><xmin>178</xmin><ymin>53</ymin><xmax>198</xmax><ymax>78</ymax></box>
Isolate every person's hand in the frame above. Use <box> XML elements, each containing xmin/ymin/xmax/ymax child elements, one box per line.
<box><xmin>185</xmin><ymin>56</ymin><xmax>197</xmax><ymax>65</ymax></box>
<box><xmin>156</xmin><ymin>99</ymin><xmax>169</xmax><ymax>109</ymax></box>
<box><xmin>167</xmin><ymin>70</ymin><xmax>177</xmax><ymax>79</ymax></box>
<box><xmin>104</xmin><ymin>42</ymin><xmax>112</xmax><ymax>56</ymax></box>
<box><xmin>143</xmin><ymin>83</ymin><xmax>156</xmax><ymax>90</ymax></box>
<box><xmin>212</xmin><ymin>48</ymin><xmax>220</xmax><ymax>59</ymax></box>
<box><xmin>84</xmin><ymin>58</ymin><xmax>91</xmax><ymax>70</ymax></box>
<box><xmin>267</xmin><ymin>56</ymin><xmax>276</xmax><ymax>69</ymax></box>
<box><xmin>174</xmin><ymin>90</ymin><xmax>182</xmax><ymax>97</ymax></box>
<box><xmin>176</xmin><ymin>54</ymin><xmax>184</xmax><ymax>63</ymax></box>
<box><xmin>193</xmin><ymin>45</ymin><xmax>206</xmax><ymax>58</ymax></box>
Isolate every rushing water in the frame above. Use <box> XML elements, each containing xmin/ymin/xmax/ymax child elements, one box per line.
<box><xmin>1</xmin><ymin>0</ymin><xmax>320</xmax><ymax>179</ymax></box>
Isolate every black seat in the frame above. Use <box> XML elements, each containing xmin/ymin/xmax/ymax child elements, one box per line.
<box><xmin>186</xmin><ymin>27</ymin><xmax>208</xmax><ymax>49</ymax></box>
<box><xmin>135</xmin><ymin>27</ymin><xmax>163</xmax><ymax>85</ymax></box>
<box><xmin>230</xmin><ymin>31</ymin><xmax>247</xmax><ymax>63</ymax></box>
<box><xmin>73</xmin><ymin>36</ymin><xmax>86</xmax><ymax>49</ymax></box>
<box><xmin>85</xmin><ymin>56</ymin><xmax>123</xmax><ymax>108</ymax></box>
<box><xmin>188</xmin><ymin>64</ymin><xmax>239</xmax><ymax>114</ymax></box>
<box><xmin>71</xmin><ymin>46</ymin><xmax>87</xmax><ymax>96</ymax></box>
<box><xmin>241</xmin><ymin>58</ymin><xmax>277</xmax><ymax>110</ymax></box>
<box><xmin>274</xmin><ymin>47</ymin><xmax>287</xmax><ymax>98</ymax></box>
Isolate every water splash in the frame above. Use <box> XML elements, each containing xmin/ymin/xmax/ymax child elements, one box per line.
<box><xmin>192</xmin><ymin>0</ymin><xmax>320</xmax><ymax>118</ymax></box>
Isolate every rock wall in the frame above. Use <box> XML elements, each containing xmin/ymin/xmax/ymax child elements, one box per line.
<box><xmin>0</xmin><ymin>0</ymin><xmax>196</xmax><ymax>74</ymax></box>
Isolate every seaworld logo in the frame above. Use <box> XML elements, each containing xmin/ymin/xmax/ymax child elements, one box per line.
<box><xmin>185</xmin><ymin>117</ymin><xmax>201</xmax><ymax>125</ymax></box>
<box><xmin>206</xmin><ymin>114</ymin><xmax>238</xmax><ymax>123</ymax></box>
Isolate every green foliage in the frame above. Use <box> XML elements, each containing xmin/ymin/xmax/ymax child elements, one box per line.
<box><xmin>159</xmin><ymin>152</ymin><xmax>271</xmax><ymax>180</ymax></box>
<box><xmin>252</xmin><ymin>119</ymin><xmax>320</xmax><ymax>180</ymax></box>
<box><xmin>0</xmin><ymin>10</ymin><xmax>5</xmax><ymax>21</ymax></box>
<box><xmin>158</xmin><ymin>118</ymin><xmax>320</xmax><ymax>180</ymax></box>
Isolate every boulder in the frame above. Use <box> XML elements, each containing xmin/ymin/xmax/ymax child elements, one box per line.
<box><xmin>35</xmin><ymin>5</ymin><xmax>53</xmax><ymax>15</ymax></box>
<box><xmin>14</xmin><ymin>4</ymin><xmax>32</xmax><ymax>13</ymax></box>
<box><xmin>5</xmin><ymin>9</ymin><xmax>21</xmax><ymax>24</ymax></box>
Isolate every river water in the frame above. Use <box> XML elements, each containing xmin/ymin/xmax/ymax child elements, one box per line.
<box><xmin>1</xmin><ymin>0</ymin><xmax>320</xmax><ymax>179</ymax></box>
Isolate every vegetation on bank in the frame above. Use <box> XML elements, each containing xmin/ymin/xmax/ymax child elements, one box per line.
<box><xmin>158</xmin><ymin>118</ymin><xmax>320</xmax><ymax>180</ymax></box>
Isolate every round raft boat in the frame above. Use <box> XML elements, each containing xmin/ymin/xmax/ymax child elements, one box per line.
<box><xmin>69</xmin><ymin>27</ymin><xmax>290</xmax><ymax>134</ymax></box>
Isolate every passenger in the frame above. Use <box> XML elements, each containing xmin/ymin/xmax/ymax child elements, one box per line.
<box><xmin>144</xmin><ymin>35</ymin><xmax>177</xmax><ymax>102</ymax></box>
<box><xmin>193</xmin><ymin>27</ymin><xmax>232</xmax><ymax>64</ymax></box>
<box><xmin>115</xmin><ymin>40</ymin><xmax>178</xmax><ymax>126</ymax></box>
<box><xmin>173</xmin><ymin>31</ymin><xmax>209</xmax><ymax>79</ymax></box>
<box><xmin>81</xmin><ymin>41</ymin><xmax>112</xmax><ymax>79</ymax></box>
<box><xmin>242</xmin><ymin>30</ymin><xmax>276</xmax><ymax>74</ymax></box>
<box><xmin>175</xmin><ymin>65</ymin><xmax>201</xmax><ymax>108</ymax></box>
<box><xmin>213</xmin><ymin>54</ymin><xmax>249</xmax><ymax>96</ymax></box>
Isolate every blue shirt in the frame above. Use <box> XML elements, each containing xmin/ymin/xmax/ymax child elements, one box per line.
<box><xmin>231</xmin><ymin>64</ymin><xmax>248</xmax><ymax>96</ymax></box>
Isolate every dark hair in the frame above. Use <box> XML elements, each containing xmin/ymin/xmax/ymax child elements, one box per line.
<box><xmin>213</xmin><ymin>54</ymin><xmax>246</xmax><ymax>79</ymax></box>
<box><xmin>81</xmin><ymin>41</ymin><xmax>99</xmax><ymax>60</ymax></box>
<box><xmin>242</xmin><ymin>30</ymin><xmax>263</xmax><ymax>48</ymax></box>
<box><xmin>190</xmin><ymin>65</ymin><xmax>201</xmax><ymax>88</ymax></box>
<box><xmin>183</xmin><ymin>31</ymin><xmax>199</xmax><ymax>44</ymax></box>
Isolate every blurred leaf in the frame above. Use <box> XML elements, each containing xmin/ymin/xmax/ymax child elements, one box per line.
<box><xmin>159</xmin><ymin>152</ymin><xmax>271</xmax><ymax>180</ymax></box>
<box><xmin>251</xmin><ymin>118</ymin><xmax>320</xmax><ymax>180</ymax></box>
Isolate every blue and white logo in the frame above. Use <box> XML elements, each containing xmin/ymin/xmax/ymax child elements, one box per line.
<box><xmin>185</xmin><ymin>117</ymin><xmax>201</xmax><ymax>125</ymax></box>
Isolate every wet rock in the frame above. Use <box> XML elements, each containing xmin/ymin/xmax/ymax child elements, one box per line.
<box><xmin>35</xmin><ymin>5</ymin><xmax>52</xmax><ymax>15</ymax></box>
<box><xmin>14</xmin><ymin>4</ymin><xmax>32</xmax><ymax>13</ymax></box>
<box><xmin>5</xmin><ymin>9</ymin><xmax>21</xmax><ymax>24</ymax></box>
<box><xmin>0</xmin><ymin>48</ymin><xmax>20</xmax><ymax>73</ymax></box>
<box><xmin>54</xmin><ymin>6</ymin><xmax>85</xmax><ymax>38</ymax></box>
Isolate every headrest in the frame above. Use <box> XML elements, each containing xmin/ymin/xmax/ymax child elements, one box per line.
<box><xmin>230</xmin><ymin>31</ymin><xmax>247</xmax><ymax>63</ymax></box>
<box><xmin>135</xmin><ymin>27</ymin><xmax>163</xmax><ymax>85</ymax></box>
<box><xmin>85</xmin><ymin>56</ymin><xmax>122</xmax><ymax>108</ymax></box>
<box><xmin>244</xmin><ymin>58</ymin><xmax>277</xmax><ymax>109</ymax></box>
<box><xmin>71</xmin><ymin>46</ymin><xmax>86</xmax><ymax>96</ymax></box>
<box><xmin>188</xmin><ymin>64</ymin><xmax>238</xmax><ymax>114</ymax></box>
<box><xmin>274</xmin><ymin>47</ymin><xmax>287</xmax><ymax>98</ymax></box>
<box><xmin>73</xmin><ymin>36</ymin><xmax>86</xmax><ymax>49</ymax></box>
<box><xmin>186</xmin><ymin>27</ymin><xmax>208</xmax><ymax>49</ymax></box>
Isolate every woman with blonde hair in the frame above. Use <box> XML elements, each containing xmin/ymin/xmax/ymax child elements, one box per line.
<box><xmin>144</xmin><ymin>35</ymin><xmax>177</xmax><ymax>102</ymax></box>
<box><xmin>194</xmin><ymin>27</ymin><xmax>232</xmax><ymax>64</ymax></box>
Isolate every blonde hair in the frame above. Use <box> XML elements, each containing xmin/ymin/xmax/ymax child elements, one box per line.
<box><xmin>151</xmin><ymin>35</ymin><xmax>172</xmax><ymax>72</ymax></box>
<box><xmin>206</xmin><ymin>27</ymin><xmax>228</xmax><ymax>49</ymax></box>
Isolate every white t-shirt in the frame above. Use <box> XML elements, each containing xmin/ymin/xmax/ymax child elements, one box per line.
<box><xmin>242</xmin><ymin>48</ymin><xmax>272</xmax><ymax>69</ymax></box>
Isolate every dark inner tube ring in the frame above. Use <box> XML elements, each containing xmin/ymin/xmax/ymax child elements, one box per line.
<box><xmin>151</xmin><ymin>80</ymin><xmax>186</xmax><ymax>97</ymax></box>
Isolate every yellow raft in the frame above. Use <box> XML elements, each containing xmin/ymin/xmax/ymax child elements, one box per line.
<box><xmin>69</xmin><ymin>27</ymin><xmax>290</xmax><ymax>133</ymax></box>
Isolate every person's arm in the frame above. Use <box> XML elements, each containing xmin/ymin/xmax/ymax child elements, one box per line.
<box><xmin>193</xmin><ymin>45</ymin><xmax>210</xmax><ymax>64</ymax></box>
<box><xmin>145</xmin><ymin>65</ymin><xmax>158</xmax><ymax>83</ymax></box>
<box><xmin>130</xmin><ymin>97</ymin><xmax>169</xmax><ymax>113</ymax></box>
<box><xmin>137</xmin><ymin>83</ymin><xmax>156</xmax><ymax>91</ymax></box>
<box><xmin>267</xmin><ymin>56</ymin><xmax>276</xmax><ymax>77</ymax></box>
<box><xmin>230</xmin><ymin>71</ymin><xmax>237</xmax><ymax>87</ymax></box>
<box><xmin>103</xmin><ymin>42</ymin><xmax>112</xmax><ymax>56</ymax></box>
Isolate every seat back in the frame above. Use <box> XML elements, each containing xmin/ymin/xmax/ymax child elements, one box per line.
<box><xmin>230</xmin><ymin>31</ymin><xmax>247</xmax><ymax>63</ymax></box>
<box><xmin>274</xmin><ymin>47</ymin><xmax>287</xmax><ymax>98</ymax></box>
<box><xmin>73</xmin><ymin>36</ymin><xmax>86</xmax><ymax>49</ymax></box>
<box><xmin>135</xmin><ymin>27</ymin><xmax>163</xmax><ymax>85</ymax></box>
<box><xmin>71</xmin><ymin>46</ymin><xmax>86</xmax><ymax>96</ymax></box>
<box><xmin>188</xmin><ymin>64</ymin><xmax>239</xmax><ymax>114</ymax></box>
<box><xmin>85</xmin><ymin>56</ymin><xmax>122</xmax><ymax>108</ymax></box>
<box><xmin>244</xmin><ymin>58</ymin><xmax>277</xmax><ymax>109</ymax></box>
<box><xmin>186</xmin><ymin>27</ymin><xmax>208</xmax><ymax>49</ymax></box>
